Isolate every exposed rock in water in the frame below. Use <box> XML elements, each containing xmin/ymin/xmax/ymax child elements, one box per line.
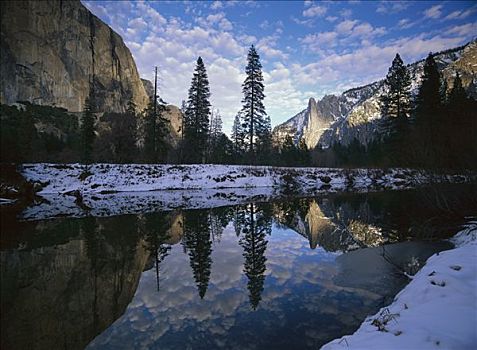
<box><xmin>0</xmin><ymin>0</ymin><xmax>150</xmax><ymax>113</ymax></box>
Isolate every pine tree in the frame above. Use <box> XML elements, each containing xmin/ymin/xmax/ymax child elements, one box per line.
<box><xmin>415</xmin><ymin>54</ymin><xmax>443</xmax><ymax>127</ymax></box>
<box><xmin>447</xmin><ymin>73</ymin><xmax>466</xmax><ymax>106</ymax></box>
<box><xmin>143</xmin><ymin>96</ymin><xmax>169</xmax><ymax>163</ymax></box>
<box><xmin>103</xmin><ymin>100</ymin><xmax>137</xmax><ymax>163</ymax></box>
<box><xmin>380</xmin><ymin>53</ymin><xmax>412</xmax><ymax>136</ymax></box>
<box><xmin>241</xmin><ymin>45</ymin><xmax>268</xmax><ymax>160</ymax></box>
<box><xmin>80</xmin><ymin>93</ymin><xmax>96</xmax><ymax>165</ymax></box>
<box><xmin>413</xmin><ymin>53</ymin><xmax>444</xmax><ymax>167</ymax></box>
<box><xmin>231</xmin><ymin>112</ymin><xmax>245</xmax><ymax>160</ymax></box>
<box><xmin>208</xmin><ymin>108</ymin><xmax>223</xmax><ymax>162</ymax></box>
<box><xmin>446</xmin><ymin>73</ymin><xmax>477</xmax><ymax>169</ymax></box>
<box><xmin>184</xmin><ymin>57</ymin><xmax>211</xmax><ymax>163</ymax></box>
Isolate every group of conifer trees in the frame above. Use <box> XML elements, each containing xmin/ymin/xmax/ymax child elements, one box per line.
<box><xmin>78</xmin><ymin>86</ymin><xmax>171</xmax><ymax>166</ymax></box>
<box><xmin>2</xmin><ymin>46</ymin><xmax>474</xmax><ymax>169</ymax></box>
<box><xmin>376</xmin><ymin>52</ymin><xmax>477</xmax><ymax>169</ymax></box>
<box><xmin>180</xmin><ymin>45</ymin><xmax>272</xmax><ymax>164</ymax></box>
<box><xmin>319</xmin><ymin>52</ymin><xmax>476</xmax><ymax>170</ymax></box>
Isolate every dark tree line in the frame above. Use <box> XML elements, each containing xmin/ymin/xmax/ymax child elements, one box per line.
<box><xmin>2</xmin><ymin>47</ymin><xmax>475</xmax><ymax>169</ymax></box>
<box><xmin>311</xmin><ymin>53</ymin><xmax>476</xmax><ymax>170</ymax></box>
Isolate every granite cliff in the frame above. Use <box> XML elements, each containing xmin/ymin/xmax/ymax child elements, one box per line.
<box><xmin>0</xmin><ymin>0</ymin><xmax>150</xmax><ymax>113</ymax></box>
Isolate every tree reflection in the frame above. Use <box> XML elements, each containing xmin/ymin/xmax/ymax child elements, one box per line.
<box><xmin>182</xmin><ymin>210</ymin><xmax>213</xmax><ymax>299</ymax></box>
<box><xmin>238</xmin><ymin>203</ymin><xmax>271</xmax><ymax>310</ymax></box>
<box><xmin>209</xmin><ymin>206</ymin><xmax>234</xmax><ymax>243</ymax></box>
<box><xmin>143</xmin><ymin>213</ymin><xmax>172</xmax><ymax>292</ymax></box>
<box><xmin>83</xmin><ymin>216</ymin><xmax>142</xmax><ymax>322</ymax></box>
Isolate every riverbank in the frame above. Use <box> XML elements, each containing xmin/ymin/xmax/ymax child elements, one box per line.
<box><xmin>322</xmin><ymin>222</ymin><xmax>477</xmax><ymax>349</ymax></box>
<box><xmin>0</xmin><ymin>163</ymin><xmax>469</xmax><ymax>220</ymax></box>
<box><xmin>20</xmin><ymin>163</ymin><xmax>473</xmax><ymax>195</ymax></box>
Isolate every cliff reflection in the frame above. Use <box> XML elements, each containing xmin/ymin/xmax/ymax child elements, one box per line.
<box><xmin>1</xmin><ymin>215</ymin><xmax>148</xmax><ymax>350</ymax></box>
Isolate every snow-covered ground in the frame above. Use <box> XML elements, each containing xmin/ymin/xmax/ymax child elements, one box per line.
<box><xmin>322</xmin><ymin>221</ymin><xmax>477</xmax><ymax>350</ymax></box>
<box><xmin>21</xmin><ymin>163</ymin><xmax>425</xmax><ymax>194</ymax></box>
<box><xmin>10</xmin><ymin>163</ymin><xmax>470</xmax><ymax>220</ymax></box>
<box><xmin>20</xmin><ymin>187</ymin><xmax>277</xmax><ymax>220</ymax></box>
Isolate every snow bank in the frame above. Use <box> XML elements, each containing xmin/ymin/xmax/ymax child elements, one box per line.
<box><xmin>322</xmin><ymin>222</ymin><xmax>477</xmax><ymax>350</ymax></box>
<box><xmin>21</xmin><ymin>163</ymin><xmax>425</xmax><ymax>195</ymax></box>
<box><xmin>20</xmin><ymin>187</ymin><xmax>277</xmax><ymax>220</ymax></box>
<box><xmin>14</xmin><ymin>163</ymin><xmax>471</xmax><ymax>220</ymax></box>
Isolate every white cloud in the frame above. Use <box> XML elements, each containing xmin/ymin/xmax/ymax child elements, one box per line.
<box><xmin>128</xmin><ymin>17</ymin><xmax>147</xmax><ymax>31</ymax></box>
<box><xmin>210</xmin><ymin>1</ymin><xmax>223</xmax><ymax>10</ymax></box>
<box><xmin>237</xmin><ymin>34</ymin><xmax>257</xmax><ymax>46</ymax></box>
<box><xmin>444</xmin><ymin>5</ymin><xmax>477</xmax><ymax>21</ymax></box>
<box><xmin>352</xmin><ymin>22</ymin><xmax>386</xmax><ymax>37</ymax></box>
<box><xmin>326</xmin><ymin>16</ymin><xmax>338</xmax><ymax>22</ymax></box>
<box><xmin>376</xmin><ymin>1</ymin><xmax>409</xmax><ymax>14</ymax></box>
<box><xmin>198</xmin><ymin>12</ymin><xmax>233</xmax><ymax>31</ymax></box>
<box><xmin>335</xmin><ymin>19</ymin><xmax>359</xmax><ymax>34</ymax></box>
<box><xmin>303</xmin><ymin>31</ymin><xmax>338</xmax><ymax>45</ymax></box>
<box><xmin>445</xmin><ymin>22</ymin><xmax>477</xmax><ymax>36</ymax></box>
<box><xmin>397</xmin><ymin>18</ymin><xmax>414</xmax><ymax>29</ymax></box>
<box><xmin>303</xmin><ymin>4</ymin><xmax>327</xmax><ymax>18</ymax></box>
<box><xmin>340</xmin><ymin>8</ymin><xmax>353</xmax><ymax>18</ymax></box>
<box><xmin>424</xmin><ymin>5</ymin><xmax>443</xmax><ymax>19</ymax></box>
<box><xmin>260</xmin><ymin>20</ymin><xmax>271</xmax><ymax>30</ymax></box>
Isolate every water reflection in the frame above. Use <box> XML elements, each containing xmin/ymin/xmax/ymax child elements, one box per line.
<box><xmin>1</xmin><ymin>185</ymin><xmax>475</xmax><ymax>350</ymax></box>
<box><xmin>238</xmin><ymin>203</ymin><xmax>271</xmax><ymax>310</ymax></box>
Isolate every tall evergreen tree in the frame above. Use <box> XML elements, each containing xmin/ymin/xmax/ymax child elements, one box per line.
<box><xmin>241</xmin><ymin>45</ymin><xmax>268</xmax><ymax>159</ymax></box>
<box><xmin>446</xmin><ymin>73</ymin><xmax>477</xmax><ymax>169</ymax></box>
<box><xmin>184</xmin><ymin>57</ymin><xmax>211</xmax><ymax>163</ymax></box>
<box><xmin>380</xmin><ymin>53</ymin><xmax>412</xmax><ymax>133</ymax></box>
<box><xmin>231</xmin><ymin>112</ymin><xmax>245</xmax><ymax>160</ymax></box>
<box><xmin>379</xmin><ymin>53</ymin><xmax>412</xmax><ymax>164</ymax></box>
<box><xmin>143</xmin><ymin>96</ymin><xmax>169</xmax><ymax>163</ymax></box>
<box><xmin>414</xmin><ymin>54</ymin><xmax>443</xmax><ymax>126</ymax></box>
<box><xmin>413</xmin><ymin>53</ymin><xmax>444</xmax><ymax>167</ymax></box>
<box><xmin>101</xmin><ymin>100</ymin><xmax>137</xmax><ymax>163</ymax></box>
<box><xmin>208</xmin><ymin>108</ymin><xmax>223</xmax><ymax>162</ymax></box>
<box><xmin>80</xmin><ymin>92</ymin><xmax>96</xmax><ymax>165</ymax></box>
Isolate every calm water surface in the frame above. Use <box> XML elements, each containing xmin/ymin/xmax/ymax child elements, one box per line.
<box><xmin>1</xmin><ymin>185</ymin><xmax>475</xmax><ymax>350</ymax></box>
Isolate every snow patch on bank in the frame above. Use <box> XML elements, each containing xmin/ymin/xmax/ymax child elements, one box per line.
<box><xmin>21</xmin><ymin>163</ymin><xmax>427</xmax><ymax>195</ymax></box>
<box><xmin>322</xmin><ymin>222</ymin><xmax>477</xmax><ymax>350</ymax></box>
<box><xmin>16</xmin><ymin>164</ymin><xmax>472</xmax><ymax>221</ymax></box>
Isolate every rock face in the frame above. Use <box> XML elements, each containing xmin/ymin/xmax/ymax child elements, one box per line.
<box><xmin>165</xmin><ymin>105</ymin><xmax>183</xmax><ymax>146</ymax></box>
<box><xmin>273</xmin><ymin>97</ymin><xmax>342</xmax><ymax>148</ymax></box>
<box><xmin>141</xmin><ymin>79</ymin><xmax>155</xmax><ymax>99</ymax></box>
<box><xmin>273</xmin><ymin>40</ymin><xmax>477</xmax><ymax>149</ymax></box>
<box><xmin>0</xmin><ymin>0</ymin><xmax>150</xmax><ymax>113</ymax></box>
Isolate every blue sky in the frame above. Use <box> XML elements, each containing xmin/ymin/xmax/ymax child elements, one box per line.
<box><xmin>82</xmin><ymin>0</ymin><xmax>476</xmax><ymax>131</ymax></box>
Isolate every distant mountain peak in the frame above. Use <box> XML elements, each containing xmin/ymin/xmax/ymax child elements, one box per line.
<box><xmin>273</xmin><ymin>40</ymin><xmax>476</xmax><ymax>149</ymax></box>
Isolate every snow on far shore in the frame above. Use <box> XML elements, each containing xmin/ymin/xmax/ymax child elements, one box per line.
<box><xmin>21</xmin><ymin>163</ymin><xmax>430</xmax><ymax>195</ymax></box>
<box><xmin>322</xmin><ymin>222</ymin><xmax>477</xmax><ymax>350</ymax></box>
<box><xmin>12</xmin><ymin>163</ymin><xmax>470</xmax><ymax>221</ymax></box>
